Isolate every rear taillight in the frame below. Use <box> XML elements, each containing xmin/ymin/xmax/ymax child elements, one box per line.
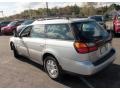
<box><xmin>74</xmin><ymin>41</ymin><xmax>98</xmax><ymax>54</ymax></box>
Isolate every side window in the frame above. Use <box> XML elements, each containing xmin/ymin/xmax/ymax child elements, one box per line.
<box><xmin>46</xmin><ymin>24</ymin><xmax>74</xmax><ymax>40</ymax></box>
<box><xmin>20</xmin><ymin>26</ymin><xmax>32</xmax><ymax>37</ymax></box>
<box><xmin>30</xmin><ymin>24</ymin><xmax>45</xmax><ymax>38</ymax></box>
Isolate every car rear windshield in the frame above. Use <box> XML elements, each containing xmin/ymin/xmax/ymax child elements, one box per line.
<box><xmin>72</xmin><ymin>21</ymin><xmax>109</xmax><ymax>41</ymax></box>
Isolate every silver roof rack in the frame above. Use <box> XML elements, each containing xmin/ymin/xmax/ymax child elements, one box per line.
<box><xmin>35</xmin><ymin>15</ymin><xmax>85</xmax><ymax>21</ymax></box>
<box><xmin>36</xmin><ymin>17</ymin><xmax>70</xmax><ymax>21</ymax></box>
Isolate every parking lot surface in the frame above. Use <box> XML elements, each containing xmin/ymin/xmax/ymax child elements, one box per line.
<box><xmin>0</xmin><ymin>35</ymin><xmax>120</xmax><ymax>88</ymax></box>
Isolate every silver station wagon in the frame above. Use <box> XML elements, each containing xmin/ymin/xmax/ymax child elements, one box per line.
<box><xmin>10</xmin><ymin>18</ymin><xmax>116</xmax><ymax>80</ymax></box>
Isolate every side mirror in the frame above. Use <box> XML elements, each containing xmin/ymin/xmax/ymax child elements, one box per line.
<box><xmin>18</xmin><ymin>34</ymin><xmax>22</xmax><ymax>38</ymax></box>
<box><xmin>14</xmin><ymin>33</ymin><xmax>18</xmax><ymax>37</ymax></box>
<box><xmin>13</xmin><ymin>30</ymin><xmax>18</xmax><ymax>37</ymax></box>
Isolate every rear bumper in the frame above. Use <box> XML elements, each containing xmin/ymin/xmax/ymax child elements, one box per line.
<box><xmin>64</xmin><ymin>49</ymin><xmax>116</xmax><ymax>75</ymax></box>
<box><xmin>115</xmin><ymin>26</ymin><xmax>120</xmax><ymax>33</ymax></box>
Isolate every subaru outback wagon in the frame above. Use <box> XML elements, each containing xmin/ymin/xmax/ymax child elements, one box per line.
<box><xmin>10</xmin><ymin>18</ymin><xmax>116</xmax><ymax>80</ymax></box>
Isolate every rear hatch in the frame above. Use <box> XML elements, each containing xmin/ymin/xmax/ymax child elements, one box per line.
<box><xmin>89</xmin><ymin>35</ymin><xmax>112</xmax><ymax>62</ymax></box>
<box><xmin>72</xmin><ymin>20</ymin><xmax>112</xmax><ymax>62</ymax></box>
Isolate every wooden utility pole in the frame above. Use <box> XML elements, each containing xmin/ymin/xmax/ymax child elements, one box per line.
<box><xmin>0</xmin><ymin>11</ymin><xmax>5</xmax><ymax>20</ymax></box>
<box><xmin>28</xmin><ymin>5</ymin><xmax>32</xmax><ymax>19</ymax></box>
<box><xmin>0</xmin><ymin>11</ymin><xmax>4</xmax><ymax>17</ymax></box>
<box><xmin>46</xmin><ymin>2</ymin><xmax>49</xmax><ymax>17</ymax></box>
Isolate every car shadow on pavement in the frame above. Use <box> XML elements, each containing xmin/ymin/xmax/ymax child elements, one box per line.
<box><xmin>85</xmin><ymin>64</ymin><xmax>120</xmax><ymax>88</ymax></box>
<box><xmin>55</xmin><ymin>64</ymin><xmax>120</xmax><ymax>88</ymax></box>
<box><xmin>16</xmin><ymin>56</ymin><xmax>44</xmax><ymax>72</ymax></box>
<box><xmin>17</xmin><ymin>57</ymin><xmax>120</xmax><ymax>88</ymax></box>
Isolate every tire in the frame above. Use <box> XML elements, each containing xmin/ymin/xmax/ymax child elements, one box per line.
<box><xmin>113</xmin><ymin>25</ymin><xmax>116</xmax><ymax>37</ymax></box>
<box><xmin>114</xmin><ymin>31</ymin><xmax>118</xmax><ymax>37</ymax></box>
<box><xmin>12</xmin><ymin>43</ymin><xmax>20</xmax><ymax>58</ymax></box>
<box><xmin>44</xmin><ymin>56</ymin><xmax>62</xmax><ymax>80</ymax></box>
<box><xmin>110</xmin><ymin>30</ymin><xmax>114</xmax><ymax>38</ymax></box>
<box><xmin>113</xmin><ymin>25</ymin><xmax>119</xmax><ymax>37</ymax></box>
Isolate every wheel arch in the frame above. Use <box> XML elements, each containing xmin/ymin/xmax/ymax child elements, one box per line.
<box><xmin>42</xmin><ymin>51</ymin><xmax>62</xmax><ymax>69</ymax></box>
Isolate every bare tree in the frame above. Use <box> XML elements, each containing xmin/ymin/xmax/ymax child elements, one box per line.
<box><xmin>81</xmin><ymin>2</ymin><xmax>97</xmax><ymax>17</ymax></box>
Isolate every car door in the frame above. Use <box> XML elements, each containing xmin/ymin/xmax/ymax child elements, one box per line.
<box><xmin>24</xmin><ymin>24</ymin><xmax>46</xmax><ymax>64</ymax></box>
<box><xmin>16</xmin><ymin>26</ymin><xmax>32</xmax><ymax>57</ymax></box>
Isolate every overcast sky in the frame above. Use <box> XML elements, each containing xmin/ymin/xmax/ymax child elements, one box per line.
<box><xmin>0</xmin><ymin>2</ymin><xmax>118</xmax><ymax>17</ymax></box>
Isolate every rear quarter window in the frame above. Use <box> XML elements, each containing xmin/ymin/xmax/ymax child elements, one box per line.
<box><xmin>45</xmin><ymin>24</ymin><xmax>74</xmax><ymax>40</ymax></box>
